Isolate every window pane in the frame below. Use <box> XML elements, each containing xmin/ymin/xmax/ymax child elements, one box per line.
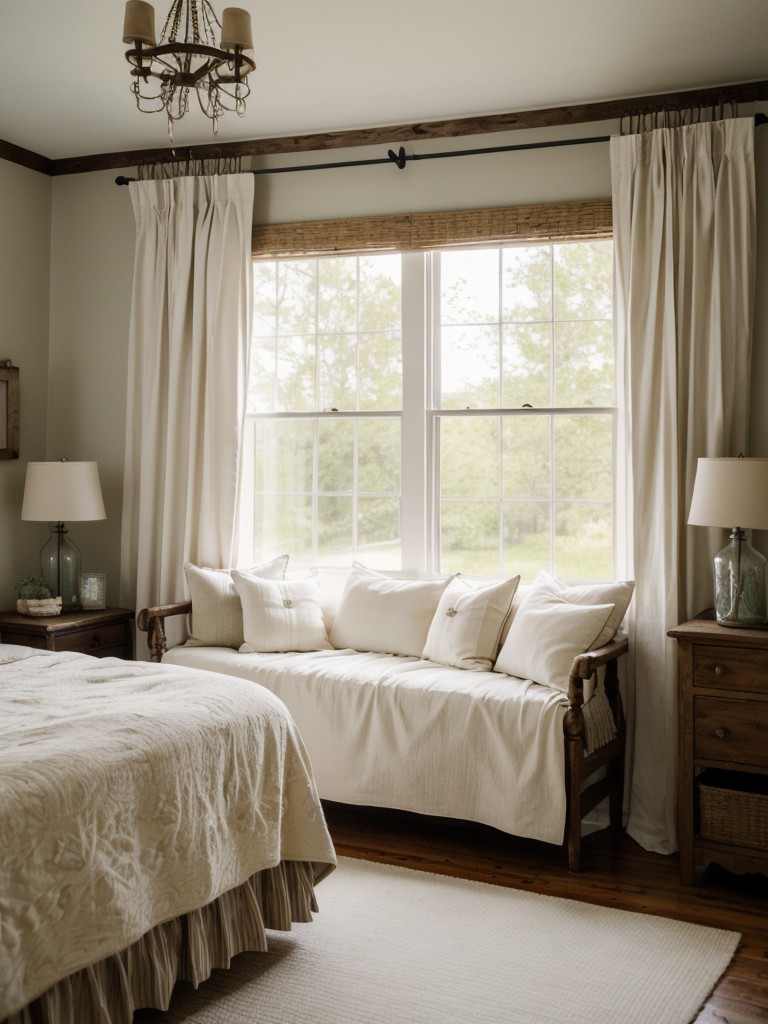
<box><xmin>276</xmin><ymin>260</ymin><xmax>318</xmax><ymax>336</ymax></box>
<box><xmin>440</xmin><ymin>417</ymin><xmax>500</xmax><ymax>499</ymax></box>
<box><xmin>256</xmin><ymin>493</ymin><xmax>313</xmax><ymax>561</ymax></box>
<box><xmin>357</xmin><ymin>497</ymin><xmax>401</xmax><ymax>565</ymax></box>
<box><xmin>441</xmin><ymin>249</ymin><xmax>499</xmax><ymax>325</ymax></box>
<box><xmin>503</xmin><ymin>501</ymin><xmax>551</xmax><ymax>580</ymax></box>
<box><xmin>318</xmin><ymin>258</ymin><xmax>357</xmax><ymax>332</ymax></box>
<box><xmin>503</xmin><ymin>417</ymin><xmax>550</xmax><ymax>499</ymax></box>
<box><xmin>440</xmin><ymin>324</ymin><xmax>500</xmax><ymax>409</ymax></box>
<box><xmin>275</xmin><ymin>334</ymin><xmax>316</xmax><ymax>412</ymax></box>
<box><xmin>317</xmin><ymin>495</ymin><xmax>353</xmax><ymax>562</ymax></box>
<box><xmin>318</xmin><ymin>332</ymin><xmax>357</xmax><ymax>412</ymax></box>
<box><xmin>440</xmin><ymin>500</ymin><xmax>500</xmax><ymax>575</ymax></box>
<box><xmin>358</xmin><ymin>255</ymin><xmax>401</xmax><ymax>332</ymax></box>
<box><xmin>555</xmin><ymin>504</ymin><xmax>613</xmax><ymax>580</ymax></box>
<box><xmin>555</xmin><ymin>320</ymin><xmax>614</xmax><ymax>407</ymax></box>
<box><xmin>254</xmin><ymin>420</ymin><xmax>313</xmax><ymax>494</ymax></box>
<box><xmin>317</xmin><ymin>419</ymin><xmax>354</xmax><ymax>493</ymax></box>
<box><xmin>248</xmin><ymin>335</ymin><xmax>277</xmax><ymax>412</ymax></box>
<box><xmin>502</xmin><ymin>246</ymin><xmax>552</xmax><ymax>322</ymax></box>
<box><xmin>358</xmin><ymin>419</ymin><xmax>400</xmax><ymax>493</ymax></box>
<box><xmin>554</xmin><ymin>415</ymin><xmax>612</xmax><ymax>502</ymax></box>
<box><xmin>502</xmin><ymin>323</ymin><xmax>552</xmax><ymax>408</ymax></box>
<box><xmin>359</xmin><ymin>331</ymin><xmax>402</xmax><ymax>411</ymax></box>
<box><xmin>253</xmin><ymin>261</ymin><xmax>277</xmax><ymax>336</ymax></box>
<box><xmin>554</xmin><ymin>241</ymin><xmax>612</xmax><ymax>321</ymax></box>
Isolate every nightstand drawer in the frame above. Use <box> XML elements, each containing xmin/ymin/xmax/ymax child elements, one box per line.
<box><xmin>694</xmin><ymin>697</ymin><xmax>768</xmax><ymax>767</ymax></box>
<box><xmin>693</xmin><ymin>644</ymin><xmax>768</xmax><ymax>692</ymax></box>
<box><xmin>57</xmin><ymin>622</ymin><xmax>129</xmax><ymax>656</ymax></box>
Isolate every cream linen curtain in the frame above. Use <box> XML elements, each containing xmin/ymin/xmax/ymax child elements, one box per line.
<box><xmin>120</xmin><ymin>174</ymin><xmax>255</xmax><ymax>625</ymax></box>
<box><xmin>611</xmin><ymin>118</ymin><xmax>755</xmax><ymax>853</ymax></box>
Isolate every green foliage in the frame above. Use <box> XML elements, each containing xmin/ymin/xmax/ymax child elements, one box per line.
<box><xmin>15</xmin><ymin>577</ymin><xmax>52</xmax><ymax>599</ymax></box>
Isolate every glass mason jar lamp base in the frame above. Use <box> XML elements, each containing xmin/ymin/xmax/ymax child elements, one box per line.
<box><xmin>40</xmin><ymin>522</ymin><xmax>82</xmax><ymax>612</ymax></box>
<box><xmin>713</xmin><ymin>529</ymin><xmax>767</xmax><ymax>628</ymax></box>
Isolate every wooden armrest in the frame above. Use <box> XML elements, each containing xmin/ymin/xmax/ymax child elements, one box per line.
<box><xmin>566</xmin><ymin>635</ymin><xmax>628</xmax><ymax>709</ymax></box>
<box><xmin>136</xmin><ymin>601</ymin><xmax>191</xmax><ymax>662</ymax></box>
<box><xmin>136</xmin><ymin>602</ymin><xmax>192</xmax><ymax>632</ymax></box>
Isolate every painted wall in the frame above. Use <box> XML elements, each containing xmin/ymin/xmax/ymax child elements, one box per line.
<box><xmin>0</xmin><ymin>159</ymin><xmax>51</xmax><ymax>605</ymax></box>
<box><xmin>4</xmin><ymin>109</ymin><xmax>767</xmax><ymax>609</ymax></box>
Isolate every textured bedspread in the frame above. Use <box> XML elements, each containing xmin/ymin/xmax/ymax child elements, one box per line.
<box><xmin>0</xmin><ymin>644</ymin><xmax>336</xmax><ymax>1020</ymax></box>
<box><xmin>163</xmin><ymin>645</ymin><xmax>579</xmax><ymax>846</ymax></box>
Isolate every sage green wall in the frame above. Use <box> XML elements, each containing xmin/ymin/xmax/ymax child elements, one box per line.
<box><xmin>25</xmin><ymin>110</ymin><xmax>768</xmax><ymax>609</ymax></box>
<box><xmin>0</xmin><ymin>159</ymin><xmax>51</xmax><ymax>606</ymax></box>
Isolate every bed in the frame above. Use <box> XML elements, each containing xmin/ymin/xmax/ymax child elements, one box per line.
<box><xmin>0</xmin><ymin>643</ymin><xmax>336</xmax><ymax>1024</ymax></box>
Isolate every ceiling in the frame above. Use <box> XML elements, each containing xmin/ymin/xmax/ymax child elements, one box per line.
<box><xmin>2</xmin><ymin>0</ymin><xmax>767</xmax><ymax>162</ymax></box>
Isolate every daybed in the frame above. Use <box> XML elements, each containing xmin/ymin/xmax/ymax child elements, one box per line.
<box><xmin>138</xmin><ymin>561</ymin><xmax>632</xmax><ymax>872</ymax></box>
<box><xmin>0</xmin><ymin>643</ymin><xmax>336</xmax><ymax>1024</ymax></box>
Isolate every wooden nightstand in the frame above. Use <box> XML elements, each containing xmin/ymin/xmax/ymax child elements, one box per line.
<box><xmin>669</xmin><ymin>618</ymin><xmax>768</xmax><ymax>884</ymax></box>
<box><xmin>0</xmin><ymin>607</ymin><xmax>135</xmax><ymax>659</ymax></box>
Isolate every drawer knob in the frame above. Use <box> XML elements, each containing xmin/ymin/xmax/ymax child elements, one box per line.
<box><xmin>713</xmin><ymin>664</ymin><xmax>725</xmax><ymax>676</ymax></box>
<box><xmin>90</xmin><ymin>634</ymin><xmax>101</xmax><ymax>648</ymax></box>
<box><xmin>714</xmin><ymin>727</ymin><xmax>727</xmax><ymax>739</ymax></box>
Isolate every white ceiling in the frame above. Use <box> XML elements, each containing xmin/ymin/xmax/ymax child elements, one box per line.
<box><xmin>1</xmin><ymin>0</ymin><xmax>767</xmax><ymax>161</ymax></box>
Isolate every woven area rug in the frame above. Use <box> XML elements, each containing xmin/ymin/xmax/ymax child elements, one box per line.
<box><xmin>147</xmin><ymin>856</ymin><xmax>740</xmax><ymax>1024</ymax></box>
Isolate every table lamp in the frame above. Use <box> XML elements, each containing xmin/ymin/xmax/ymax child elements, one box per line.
<box><xmin>21</xmin><ymin>460</ymin><xmax>106</xmax><ymax>611</ymax></box>
<box><xmin>688</xmin><ymin>456</ymin><xmax>768</xmax><ymax>627</ymax></box>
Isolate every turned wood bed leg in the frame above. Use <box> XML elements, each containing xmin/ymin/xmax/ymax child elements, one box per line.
<box><xmin>604</xmin><ymin>658</ymin><xmax>625</xmax><ymax>830</ymax></box>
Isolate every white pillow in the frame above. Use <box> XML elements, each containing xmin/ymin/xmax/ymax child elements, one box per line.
<box><xmin>423</xmin><ymin>575</ymin><xmax>521</xmax><ymax>671</ymax></box>
<box><xmin>494</xmin><ymin>590</ymin><xmax>614</xmax><ymax>693</ymax></box>
<box><xmin>184</xmin><ymin>555</ymin><xmax>289</xmax><ymax>648</ymax></box>
<box><xmin>330</xmin><ymin>566</ymin><xmax>454</xmax><ymax>657</ymax></box>
<box><xmin>533</xmin><ymin>571</ymin><xmax>634</xmax><ymax>648</ymax></box>
<box><xmin>232</xmin><ymin>572</ymin><xmax>331</xmax><ymax>653</ymax></box>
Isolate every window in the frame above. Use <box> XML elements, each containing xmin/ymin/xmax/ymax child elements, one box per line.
<box><xmin>240</xmin><ymin>227</ymin><xmax>618</xmax><ymax>581</ymax></box>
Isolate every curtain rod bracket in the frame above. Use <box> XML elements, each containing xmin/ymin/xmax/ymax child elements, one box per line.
<box><xmin>387</xmin><ymin>146</ymin><xmax>407</xmax><ymax>170</ymax></box>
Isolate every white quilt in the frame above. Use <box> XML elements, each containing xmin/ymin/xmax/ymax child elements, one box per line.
<box><xmin>0</xmin><ymin>645</ymin><xmax>336</xmax><ymax>1020</ymax></box>
<box><xmin>164</xmin><ymin>645</ymin><xmax>572</xmax><ymax>846</ymax></box>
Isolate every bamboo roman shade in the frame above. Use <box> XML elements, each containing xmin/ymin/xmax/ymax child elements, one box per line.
<box><xmin>252</xmin><ymin>199</ymin><xmax>612</xmax><ymax>257</ymax></box>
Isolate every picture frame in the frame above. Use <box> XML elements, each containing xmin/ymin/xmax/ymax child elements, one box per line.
<box><xmin>0</xmin><ymin>361</ymin><xmax>19</xmax><ymax>460</ymax></box>
<box><xmin>80</xmin><ymin>573</ymin><xmax>107</xmax><ymax>610</ymax></box>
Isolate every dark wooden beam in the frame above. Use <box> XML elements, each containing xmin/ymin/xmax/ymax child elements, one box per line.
<box><xmin>0</xmin><ymin>138</ymin><xmax>53</xmax><ymax>176</ymax></box>
<box><xmin>2</xmin><ymin>80</ymin><xmax>767</xmax><ymax>178</ymax></box>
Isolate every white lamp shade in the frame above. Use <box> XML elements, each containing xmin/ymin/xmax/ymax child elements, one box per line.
<box><xmin>688</xmin><ymin>457</ymin><xmax>768</xmax><ymax>531</ymax></box>
<box><xmin>22</xmin><ymin>461</ymin><xmax>106</xmax><ymax>522</ymax></box>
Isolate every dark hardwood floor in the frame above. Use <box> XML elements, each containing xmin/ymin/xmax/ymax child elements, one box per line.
<box><xmin>323</xmin><ymin>802</ymin><xmax>768</xmax><ymax>1024</ymax></box>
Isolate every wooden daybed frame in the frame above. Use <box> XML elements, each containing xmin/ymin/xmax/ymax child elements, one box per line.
<box><xmin>138</xmin><ymin>603</ymin><xmax>628</xmax><ymax>871</ymax></box>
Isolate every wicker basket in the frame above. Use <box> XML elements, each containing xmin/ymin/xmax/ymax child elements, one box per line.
<box><xmin>698</xmin><ymin>770</ymin><xmax>768</xmax><ymax>850</ymax></box>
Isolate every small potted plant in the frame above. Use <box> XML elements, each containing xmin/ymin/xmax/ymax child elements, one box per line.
<box><xmin>16</xmin><ymin>577</ymin><xmax>63</xmax><ymax>616</ymax></box>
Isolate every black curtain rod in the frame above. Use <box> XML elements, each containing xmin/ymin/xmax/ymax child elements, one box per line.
<box><xmin>114</xmin><ymin>113</ymin><xmax>767</xmax><ymax>185</ymax></box>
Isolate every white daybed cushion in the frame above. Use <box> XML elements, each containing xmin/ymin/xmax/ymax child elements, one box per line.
<box><xmin>184</xmin><ymin>555</ymin><xmax>289</xmax><ymax>648</ymax></box>
<box><xmin>164</xmin><ymin>644</ymin><xmax>570</xmax><ymax>846</ymax></box>
<box><xmin>422</xmin><ymin>575</ymin><xmax>521</xmax><ymax>671</ymax></box>
<box><xmin>494</xmin><ymin>588</ymin><xmax>614</xmax><ymax>692</ymax></box>
<box><xmin>533</xmin><ymin>570</ymin><xmax>634</xmax><ymax>648</ymax></box>
<box><xmin>232</xmin><ymin>572</ymin><xmax>331</xmax><ymax>653</ymax></box>
<box><xmin>330</xmin><ymin>565</ymin><xmax>453</xmax><ymax>657</ymax></box>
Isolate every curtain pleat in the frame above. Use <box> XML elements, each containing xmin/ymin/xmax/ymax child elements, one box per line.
<box><xmin>119</xmin><ymin>174</ymin><xmax>254</xmax><ymax>628</ymax></box>
<box><xmin>611</xmin><ymin>119</ymin><xmax>755</xmax><ymax>853</ymax></box>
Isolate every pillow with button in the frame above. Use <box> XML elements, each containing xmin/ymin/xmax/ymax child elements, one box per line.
<box><xmin>422</xmin><ymin>575</ymin><xmax>521</xmax><ymax>671</ymax></box>
<box><xmin>231</xmin><ymin>571</ymin><xmax>331</xmax><ymax>653</ymax></box>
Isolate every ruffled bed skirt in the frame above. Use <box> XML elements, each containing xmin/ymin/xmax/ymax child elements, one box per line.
<box><xmin>6</xmin><ymin>860</ymin><xmax>322</xmax><ymax>1024</ymax></box>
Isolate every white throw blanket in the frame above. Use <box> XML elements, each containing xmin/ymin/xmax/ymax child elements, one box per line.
<box><xmin>0</xmin><ymin>645</ymin><xmax>336</xmax><ymax>1020</ymax></box>
<box><xmin>164</xmin><ymin>646</ymin><xmax>574</xmax><ymax>845</ymax></box>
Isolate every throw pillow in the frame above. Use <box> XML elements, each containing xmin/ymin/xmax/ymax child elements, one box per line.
<box><xmin>184</xmin><ymin>555</ymin><xmax>289</xmax><ymax>648</ymax></box>
<box><xmin>422</xmin><ymin>575</ymin><xmax>521</xmax><ymax>671</ymax></box>
<box><xmin>494</xmin><ymin>589</ymin><xmax>614</xmax><ymax>692</ymax></box>
<box><xmin>232</xmin><ymin>571</ymin><xmax>331</xmax><ymax>653</ymax></box>
<box><xmin>330</xmin><ymin>565</ymin><xmax>454</xmax><ymax>657</ymax></box>
<box><xmin>533</xmin><ymin>570</ymin><xmax>634</xmax><ymax>648</ymax></box>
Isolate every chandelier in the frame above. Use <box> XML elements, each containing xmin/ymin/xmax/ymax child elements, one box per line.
<box><xmin>122</xmin><ymin>0</ymin><xmax>255</xmax><ymax>140</ymax></box>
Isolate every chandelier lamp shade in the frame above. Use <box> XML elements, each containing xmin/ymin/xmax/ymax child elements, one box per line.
<box><xmin>688</xmin><ymin>456</ymin><xmax>768</xmax><ymax>628</ymax></box>
<box><xmin>122</xmin><ymin>0</ymin><xmax>255</xmax><ymax>139</ymax></box>
<box><xmin>21</xmin><ymin>460</ymin><xmax>107</xmax><ymax>612</ymax></box>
